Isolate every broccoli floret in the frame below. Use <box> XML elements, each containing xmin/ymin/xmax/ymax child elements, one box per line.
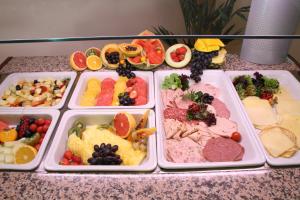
<box><xmin>263</xmin><ymin>77</ymin><xmax>279</xmax><ymax>93</ymax></box>
<box><xmin>244</xmin><ymin>75</ymin><xmax>253</xmax><ymax>85</ymax></box>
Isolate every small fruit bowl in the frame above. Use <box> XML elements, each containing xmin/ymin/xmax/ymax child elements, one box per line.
<box><xmin>0</xmin><ymin>72</ymin><xmax>76</xmax><ymax>110</ymax></box>
<box><xmin>0</xmin><ymin>109</ymin><xmax>59</xmax><ymax>170</ymax></box>
<box><xmin>44</xmin><ymin>109</ymin><xmax>157</xmax><ymax>172</ymax></box>
<box><xmin>68</xmin><ymin>71</ymin><xmax>154</xmax><ymax>109</ymax></box>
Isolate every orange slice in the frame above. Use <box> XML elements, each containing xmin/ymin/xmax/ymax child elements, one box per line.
<box><xmin>14</xmin><ymin>144</ymin><xmax>37</xmax><ymax>164</ymax></box>
<box><xmin>86</xmin><ymin>55</ymin><xmax>102</xmax><ymax>70</ymax></box>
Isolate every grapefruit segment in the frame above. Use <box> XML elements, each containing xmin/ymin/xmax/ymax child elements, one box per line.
<box><xmin>113</xmin><ymin>112</ymin><xmax>136</xmax><ymax>138</ymax></box>
<box><xmin>70</xmin><ymin>51</ymin><xmax>87</xmax><ymax>71</ymax></box>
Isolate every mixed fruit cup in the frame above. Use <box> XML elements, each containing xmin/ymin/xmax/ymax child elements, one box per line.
<box><xmin>0</xmin><ymin>78</ymin><xmax>70</xmax><ymax>108</ymax></box>
<box><xmin>59</xmin><ymin>110</ymin><xmax>156</xmax><ymax>166</ymax></box>
<box><xmin>0</xmin><ymin>116</ymin><xmax>51</xmax><ymax>164</ymax></box>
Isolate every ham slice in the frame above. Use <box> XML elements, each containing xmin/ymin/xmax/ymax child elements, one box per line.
<box><xmin>187</xmin><ymin>83</ymin><xmax>220</xmax><ymax>97</ymax></box>
<box><xmin>161</xmin><ymin>89</ymin><xmax>183</xmax><ymax>108</ymax></box>
<box><xmin>202</xmin><ymin>137</ymin><xmax>244</xmax><ymax>162</ymax></box>
<box><xmin>212</xmin><ymin>98</ymin><xmax>230</xmax><ymax>119</ymax></box>
<box><xmin>208</xmin><ymin>117</ymin><xmax>237</xmax><ymax>138</ymax></box>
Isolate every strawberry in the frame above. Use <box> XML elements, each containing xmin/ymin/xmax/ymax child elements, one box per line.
<box><xmin>59</xmin><ymin>158</ymin><xmax>70</xmax><ymax>165</ymax></box>
<box><xmin>44</xmin><ymin>119</ymin><xmax>52</xmax><ymax>125</ymax></box>
<box><xmin>71</xmin><ymin>155</ymin><xmax>82</xmax><ymax>164</ymax></box>
<box><xmin>63</xmin><ymin>150</ymin><xmax>73</xmax><ymax>160</ymax></box>
<box><xmin>35</xmin><ymin>118</ymin><xmax>45</xmax><ymax>126</ymax></box>
<box><xmin>34</xmin><ymin>143</ymin><xmax>41</xmax><ymax>151</ymax></box>
<box><xmin>29</xmin><ymin>124</ymin><xmax>37</xmax><ymax>133</ymax></box>
<box><xmin>37</xmin><ymin>126</ymin><xmax>43</xmax><ymax>134</ymax></box>
<box><xmin>170</xmin><ymin>52</ymin><xmax>177</xmax><ymax>60</ymax></box>
<box><xmin>42</xmin><ymin>124</ymin><xmax>49</xmax><ymax>133</ymax></box>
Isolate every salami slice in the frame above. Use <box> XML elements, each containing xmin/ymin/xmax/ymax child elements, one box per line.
<box><xmin>202</xmin><ymin>137</ymin><xmax>244</xmax><ymax>162</ymax></box>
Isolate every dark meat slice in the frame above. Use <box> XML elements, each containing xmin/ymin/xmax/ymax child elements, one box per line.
<box><xmin>163</xmin><ymin>107</ymin><xmax>188</xmax><ymax>122</ymax></box>
<box><xmin>202</xmin><ymin>137</ymin><xmax>244</xmax><ymax>162</ymax></box>
<box><xmin>211</xmin><ymin>98</ymin><xmax>230</xmax><ymax>119</ymax></box>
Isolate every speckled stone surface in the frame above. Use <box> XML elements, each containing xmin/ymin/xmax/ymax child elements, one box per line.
<box><xmin>0</xmin><ymin>55</ymin><xmax>300</xmax><ymax>200</ymax></box>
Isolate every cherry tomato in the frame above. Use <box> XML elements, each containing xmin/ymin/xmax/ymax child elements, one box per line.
<box><xmin>231</xmin><ymin>132</ymin><xmax>241</xmax><ymax>142</ymax></box>
<box><xmin>71</xmin><ymin>155</ymin><xmax>82</xmax><ymax>164</ymax></box>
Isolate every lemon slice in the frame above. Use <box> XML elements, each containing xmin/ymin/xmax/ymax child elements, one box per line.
<box><xmin>86</xmin><ymin>55</ymin><xmax>102</xmax><ymax>70</ymax></box>
<box><xmin>14</xmin><ymin>144</ymin><xmax>37</xmax><ymax>164</ymax></box>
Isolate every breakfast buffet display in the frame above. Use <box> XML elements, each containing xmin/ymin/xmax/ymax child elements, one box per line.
<box><xmin>0</xmin><ymin>30</ymin><xmax>299</xmax><ymax>172</ymax></box>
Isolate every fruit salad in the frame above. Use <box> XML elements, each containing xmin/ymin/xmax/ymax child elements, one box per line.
<box><xmin>0</xmin><ymin>78</ymin><xmax>70</xmax><ymax>107</ymax></box>
<box><xmin>59</xmin><ymin>110</ymin><xmax>156</xmax><ymax>166</ymax></box>
<box><xmin>0</xmin><ymin>116</ymin><xmax>51</xmax><ymax>164</ymax></box>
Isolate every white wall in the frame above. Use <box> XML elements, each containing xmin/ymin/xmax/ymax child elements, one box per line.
<box><xmin>0</xmin><ymin>0</ymin><xmax>185</xmax><ymax>62</ymax></box>
<box><xmin>0</xmin><ymin>0</ymin><xmax>299</xmax><ymax>64</ymax></box>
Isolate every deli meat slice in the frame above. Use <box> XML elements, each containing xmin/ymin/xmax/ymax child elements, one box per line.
<box><xmin>175</xmin><ymin>96</ymin><xmax>194</xmax><ymax>109</ymax></box>
<box><xmin>163</xmin><ymin>119</ymin><xmax>183</xmax><ymax>139</ymax></box>
<box><xmin>208</xmin><ymin>117</ymin><xmax>237</xmax><ymax>137</ymax></box>
<box><xmin>212</xmin><ymin>98</ymin><xmax>230</xmax><ymax>119</ymax></box>
<box><xmin>161</xmin><ymin>89</ymin><xmax>183</xmax><ymax>108</ymax></box>
<box><xmin>202</xmin><ymin>137</ymin><xmax>244</xmax><ymax>162</ymax></box>
<box><xmin>166</xmin><ymin>138</ymin><xmax>205</xmax><ymax>163</ymax></box>
<box><xmin>187</xmin><ymin>83</ymin><xmax>220</xmax><ymax>97</ymax></box>
<box><xmin>164</xmin><ymin>107</ymin><xmax>188</xmax><ymax>122</ymax></box>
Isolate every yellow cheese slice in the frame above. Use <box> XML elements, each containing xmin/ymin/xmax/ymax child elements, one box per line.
<box><xmin>281</xmin><ymin>147</ymin><xmax>297</xmax><ymax>158</ymax></box>
<box><xmin>260</xmin><ymin>127</ymin><xmax>296</xmax><ymax>157</ymax></box>
<box><xmin>274</xmin><ymin>87</ymin><xmax>294</xmax><ymax>101</ymax></box>
<box><xmin>279</xmin><ymin>114</ymin><xmax>300</xmax><ymax>148</ymax></box>
<box><xmin>242</xmin><ymin>96</ymin><xmax>278</xmax><ymax>127</ymax></box>
<box><xmin>276</xmin><ymin>99</ymin><xmax>300</xmax><ymax>116</ymax></box>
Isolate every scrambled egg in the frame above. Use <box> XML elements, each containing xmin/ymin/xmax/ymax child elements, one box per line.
<box><xmin>68</xmin><ymin>125</ymin><xmax>146</xmax><ymax>165</ymax></box>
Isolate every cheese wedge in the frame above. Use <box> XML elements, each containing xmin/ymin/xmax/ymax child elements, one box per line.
<box><xmin>242</xmin><ymin>96</ymin><xmax>278</xmax><ymax>127</ymax></box>
<box><xmin>260</xmin><ymin>127</ymin><xmax>296</xmax><ymax>157</ymax></box>
<box><xmin>279</xmin><ymin>114</ymin><xmax>300</xmax><ymax>148</ymax></box>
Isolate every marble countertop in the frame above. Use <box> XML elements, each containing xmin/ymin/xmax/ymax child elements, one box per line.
<box><xmin>0</xmin><ymin>55</ymin><xmax>300</xmax><ymax>200</ymax></box>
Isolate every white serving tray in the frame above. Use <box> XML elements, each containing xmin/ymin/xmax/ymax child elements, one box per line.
<box><xmin>0</xmin><ymin>71</ymin><xmax>77</xmax><ymax>110</ymax></box>
<box><xmin>68</xmin><ymin>71</ymin><xmax>154</xmax><ymax>109</ymax></box>
<box><xmin>0</xmin><ymin>109</ymin><xmax>60</xmax><ymax>170</ymax></box>
<box><xmin>155</xmin><ymin>70</ymin><xmax>265</xmax><ymax>169</ymax></box>
<box><xmin>226</xmin><ymin>70</ymin><xmax>300</xmax><ymax>166</ymax></box>
<box><xmin>44</xmin><ymin>109</ymin><xmax>157</xmax><ymax>172</ymax></box>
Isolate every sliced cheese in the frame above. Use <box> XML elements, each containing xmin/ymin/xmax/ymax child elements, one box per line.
<box><xmin>274</xmin><ymin>87</ymin><xmax>294</xmax><ymax>101</ymax></box>
<box><xmin>260</xmin><ymin>127</ymin><xmax>296</xmax><ymax>157</ymax></box>
<box><xmin>279</xmin><ymin>114</ymin><xmax>300</xmax><ymax>148</ymax></box>
<box><xmin>242</xmin><ymin>96</ymin><xmax>278</xmax><ymax>127</ymax></box>
<box><xmin>276</xmin><ymin>99</ymin><xmax>300</xmax><ymax>116</ymax></box>
<box><xmin>281</xmin><ymin>147</ymin><xmax>297</xmax><ymax>158</ymax></box>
